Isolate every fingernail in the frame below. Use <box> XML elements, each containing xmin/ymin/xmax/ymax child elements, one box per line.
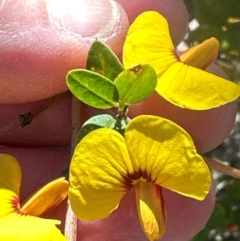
<box><xmin>46</xmin><ymin>0</ymin><xmax>119</xmax><ymax>38</ymax></box>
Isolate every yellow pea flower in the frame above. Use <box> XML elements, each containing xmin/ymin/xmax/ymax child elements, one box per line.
<box><xmin>123</xmin><ymin>11</ymin><xmax>240</xmax><ymax>110</ymax></box>
<box><xmin>69</xmin><ymin>115</ymin><xmax>211</xmax><ymax>241</ymax></box>
<box><xmin>0</xmin><ymin>153</ymin><xmax>68</xmax><ymax>241</ymax></box>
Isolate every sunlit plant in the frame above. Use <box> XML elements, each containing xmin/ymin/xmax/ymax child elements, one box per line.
<box><xmin>69</xmin><ymin>115</ymin><xmax>211</xmax><ymax>240</ymax></box>
<box><xmin>1</xmin><ymin>10</ymin><xmax>239</xmax><ymax>241</ymax></box>
<box><xmin>123</xmin><ymin>11</ymin><xmax>240</xmax><ymax>111</ymax></box>
<box><xmin>65</xmin><ymin>11</ymin><xmax>240</xmax><ymax>241</ymax></box>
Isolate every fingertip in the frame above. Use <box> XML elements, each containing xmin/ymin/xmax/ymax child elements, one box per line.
<box><xmin>0</xmin><ymin>0</ymin><xmax>129</xmax><ymax>103</ymax></box>
<box><xmin>104</xmin><ymin>1</ymin><xmax>129</xmax><ymax>56</ymax></box>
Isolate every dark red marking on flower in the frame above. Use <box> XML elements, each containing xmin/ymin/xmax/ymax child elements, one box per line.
<box><xmin>10</xmin><ymin>196</ymin><xmax>23</xmax><ymax>215</ymax></box>
<box><xmin>122</xmin><ymin>168</ymin><xmax>154</xmax><ymax>189</ymax></box>
<box><xmin>122</xmin><ymin>175</ymin><xmax>133</xmax><ymax>189</ymax></box>
<box><xmin>172</xmin><ymin>50</ymin><xmax>180</xmax><ymax>61</ymax></box>
<box><xmin>156</xmin><ymin>186</ymin><xmax>166</xmax><ymax>222</ymax></box>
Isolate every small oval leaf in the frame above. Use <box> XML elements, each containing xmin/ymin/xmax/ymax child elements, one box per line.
<box><xmin>114</xmin><ymin>64</ymin><xmax>157</xmax><ymax>105</ymax></box>
<box><xmin>67</xmin><ymin>69</ymin><xmax>119</xmax><ymax>109</ymax></box>
<box><xmin>76</xmin><ymin>114</ymin><xmax>128</xmax><ymax>144</ymax></box>
<box><xmin>87</xmin><ymin>40</ymin><xmax>124</xmax><ymax>81</ymax></box>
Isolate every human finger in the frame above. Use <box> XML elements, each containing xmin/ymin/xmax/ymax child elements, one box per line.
<box><xmin>78</xmin><ymin>184</ymin><xmax>215</xmax><ymax>241</ymax></box>
<box><xmin>0</xmin><ymin>0</ymin><xmax>128</xmax><ymax>103</ymax></box>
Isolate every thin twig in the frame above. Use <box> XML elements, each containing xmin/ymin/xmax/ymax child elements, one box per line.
<box><xmin>64</xmin><ymin>95</ymin><xmax>81</xmax><ymax>241</ymax></box>
<box><xmin>21</xmin><ymin>91</ymin><xmax>69</xmax><ymax>127</ymax></box>
<box><xmin>0</xmin><ymin>91</ymin><xmax>69</xmax><ymax>137</ymax></box>
<box><xmin>0</xmin><ymin>118</ymin><xmax>22</xmax><ymax>137</ymax></box>
<box><xmin>204</xmin><ymin>156</ymin><xmax>240</xmax><ymax>179</ymax></box>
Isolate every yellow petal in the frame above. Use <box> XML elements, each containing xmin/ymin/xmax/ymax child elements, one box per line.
<box><xmin>135</xmin><ymin>181</ymin><xmax>166</xmax><ymax>241</ymax></box>
<box><xmin>21</xmin><ymin>177</ymin><xmax>69</xmax><ymax>216</ymax></box>
<box><xmin>180</xmin><ymin>37</ymin><xmax>220</xmax><ymax>69</ymax></box>
<box><xmin>0</xmin><ymin>155</ymin><xmax>66</xmax><ymax>240</ymax></box>
<box><xmin>0</xmin><ymin>213</ymin><xmax>66</xmax><ymax>241</ymax></box>
<box><xmin>125</xmin><ymin>115</ymin><xmax>211</xmax><ymax>200</ymax></box>
<box><xmin>123</xmin><ymin>11</ymin><xmax>178</xmax><ymax>75</ymax></box>
<box><xmin>157</xmin><ymin>62</ymin><xmax>240</xmax><ymax>109</ymax></box>
<box><xmin>0</xmin><ymin>153</ymin><xmax>21</xmax><ymax>195</ymax></box>
<box><xmin>69</xmin><ymin>128</ymin><xmax>135</xmax><ymax>221</ymax></box>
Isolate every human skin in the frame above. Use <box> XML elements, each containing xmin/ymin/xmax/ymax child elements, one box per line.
<box><xmin>0</xmin><ymin>0</ymin><xmax>216</xmax><ymax>240</ymax></box>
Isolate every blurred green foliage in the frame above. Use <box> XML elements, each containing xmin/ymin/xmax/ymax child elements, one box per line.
<box><xmin>184</xmin><ymin>0</ymin><xmax>240</xmax><ymax>82</ymax></box>
<box><xmin>184</xmin><ymin>1</ymin><xmax>240</xmax><ymax>240</ymax></box>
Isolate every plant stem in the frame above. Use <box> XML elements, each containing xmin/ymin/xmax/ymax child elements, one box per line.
<box><xmin>64</xmin><ymin>95</ymin><xmax>82</xmax><ymax>241</ymax></box>
<box><xmin>0</xmin><ymin>91</ymin><xmax>69</xmax><ymax>137</ymax></box>
<box><xmin>204</xmin><ymin>156</ymin><xmax>240</xmax><ymax>179</ymax></box>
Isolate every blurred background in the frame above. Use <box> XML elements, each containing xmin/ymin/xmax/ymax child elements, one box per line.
<box><xmin>182</xmin><ymin>1</ymin><xmax>240</xmax><ymax>240</ymax></box>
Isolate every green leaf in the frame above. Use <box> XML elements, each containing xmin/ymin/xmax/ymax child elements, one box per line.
<box><xmin>114</xmin><ymin>64</ymin><xmax>157</xmax><ymax>105</ymax></box>
<box><xmin>192</xmin><ymin>0</ymin><xmax>227</xmax><ymax>26</ymax></box>
<box><xmin>76</xmin><ymin>114</ymin><xmax>128</xmax><ymax>144</ymax></box>
<box><xmin>228</xmin><ymin>209</ymin><xmax>240</xmax><ymax>227</ymax></box>
<box><xmin>86</xmin><ymin>40</ymin><xmax>124</xmax><ymax>81</ymax></box>
<box><xmin>226</xmin><ymin>181</ymin><xmax>240</xmax><ymax>203</ymax></box>
<box><xmin>67</xmin><ymin>69</ymin><xmax>119</xmax><ymax>109</ymax></box>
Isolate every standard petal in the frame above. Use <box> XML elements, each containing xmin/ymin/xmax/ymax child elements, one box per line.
<box><xmin>21</xmin><ymin>177</ymin><xmax>69</xmax><ymax>216</ymax></box>
<box><xmin>180</xmin><ymin>37</ymin><xmax>219</xmax><ymax>69</ymax></box>
<box><xmin>125</xmin><ymin>115</ymin><xmax>211</xmax><ymax>200</ymax></box>
<box><xmin>69</xmin><ymin>128</ymin><xmax>135</xmax><ymax>220</ymax></box>
<box><xmin>0</xmin><ymin>153</ymin><xmax>21</xmax><ymax>195</ymax></box>
<box><xmin>135</xmin><ymin>181</ymin><xmax>166</xmax><ymax>241</ymax></box>
<box><xmin>157</xmin><ymin>62</ymin><xmax>240</xmax><ymax>109</ymax></box>
<box><xmin>123</xmin><ymin>11</ymin><xmax>178</xmax><ymax>75</ymax></box>
<box><xmin>0</xmin><ymin>213</ymin><xmax>66</xmax><ymax>241</ymax></box>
